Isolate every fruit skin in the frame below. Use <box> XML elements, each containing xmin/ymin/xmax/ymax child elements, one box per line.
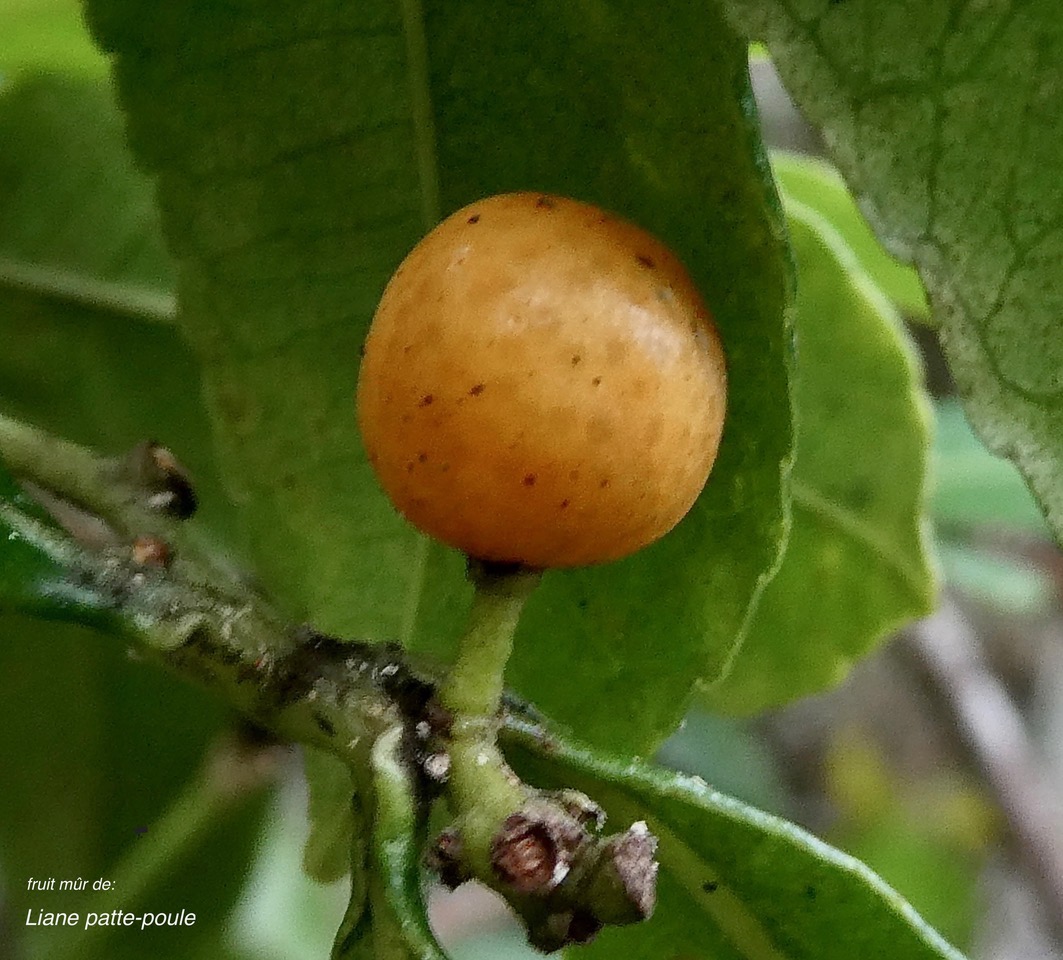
<box><xmin>356</xmin><ymin>192</ymin><xmax>727</xmax><ymax>569</ymax></box>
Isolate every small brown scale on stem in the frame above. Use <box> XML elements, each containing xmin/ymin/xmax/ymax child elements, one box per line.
<box><xmin>132</xmin><ymin>534</ymin><xmax>171</xmax><ymax>568</ymax></box>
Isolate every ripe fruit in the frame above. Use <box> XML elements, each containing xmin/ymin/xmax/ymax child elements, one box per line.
<box><xmin>356</xmin><ymin>192</ymin><xmax>727</xmax><ymax>568</ymax></box>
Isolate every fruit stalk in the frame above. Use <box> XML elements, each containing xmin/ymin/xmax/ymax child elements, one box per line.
<box><xmin>431</xmin><ymin>561</ymin><xmax>659</xmax><ymax>951</ymax></box>
<box><xmin>441</xmin><ymin>561</ymin><xmax>541</xmax><ymax>718</ymax></box>
<box><xmin>438</xmin><ymin>561</ymin><xmax>541</xmax><ymax>876</ymax></box>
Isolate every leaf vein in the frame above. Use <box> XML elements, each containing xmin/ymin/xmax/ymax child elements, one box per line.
<box><xmin>395</xmin><ymin>0</ymin><xmax>442</xmax><ymax>649</ymax></box>
<box><xmin>789</xmin><ymin>480</ymin><xmax>927</xmax><ymax>602</ymax></box>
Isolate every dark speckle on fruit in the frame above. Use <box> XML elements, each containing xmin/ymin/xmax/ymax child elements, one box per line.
<box><xmin>523</xmin><ymin>474</ymin><xmax>537</xmax><ymax>487</ymax></box>
<box><xmin>467</xmin><ymin>214</ymin><xmax>480</xmax><ymax>224</ymax></box>
<box><xmin>469</xmin><ymin>383</ymin><xmax>485</xmax><ymax>396</ymax></box>
<box><xmin>636</xmin><ymin>254</ymin><xmax>655</xmax><ymax>269</ymax></box>
<box><xmin>418</xmin><ymin>394</ymin><xmax>434</xmax><ymax>407</ymax></box>
<box><xmin>535</xmin><ymin>195</ymin><xmax>556</xmax><ymax>209</ymax></box>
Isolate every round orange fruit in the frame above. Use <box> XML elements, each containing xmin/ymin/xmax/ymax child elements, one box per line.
<box><xmin>356</xmin><ymin>192</ymin><xmax>726</xmax><ymax>568</ymax></box>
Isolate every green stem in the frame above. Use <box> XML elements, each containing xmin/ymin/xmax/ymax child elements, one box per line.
<box><xmin>0</xmin><ymin>412</ymin><xmax>241</xmax><ymax>593</ymax></box>
<box><xmin>1</xmin><ymin>415</ymin><xmax>660</xmax><ymax>952</ymax></box>
<box><xmin>440</xmin><ymin>563</ymin><xmax>540</xmax><ymax>719</ymax></box>
<box><xmin>0</xmin><ymin>414</ymin><xmax>110</xmax><ymax>514</ymax></box>
<box><xmin>332</xmin><ymin>726</ymin><xmax>445</xmax><ymax>960</ymax></box>
<box><xmin>438</xmin><ymin>563</ymin><xmax>540</xmax><ymax>875</ymax></box>
<box><xmin>0</xmin><ymin>422</ymin><xmax>400</xmax><ymax>774</ymax></box>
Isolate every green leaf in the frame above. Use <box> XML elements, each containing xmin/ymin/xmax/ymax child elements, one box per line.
<box><xmin>0</xmin><ymin>73</ymin><xmax>175</xmax><ymax>300</ymax></box>
<box><xmin>0</xmin><ymin>76</ymin><xmax>242</xmax><ymax>546</ymax></box>
<box><xmin>302</xmin><ymin>746</ymin><xmax>359</xmax><ymax>885</ymax></box>
<box><xmin>82</xmin><ymin>0</ymin><xmax>793</xmax><ymax>752</ymax></box>
<box><xmin>502</xmin><ymin>716</ymin><xmax>966</xmax><ymax>960</ymax></box>
<box><xmin>724</xmin><ymin>1</ymin><xmax>1063</xmax><ymax>546</ymax></box>
<box><xmin>771</xmin><ymin>151</ymin><xmax>930</xmax><ymax>321</ymax></box>
<box><xmin>0</xmin><ymin>0</ymin><xmax>108</xmax><ymax>79</ymax></box>
<box><xmin>835</xmin><ymin>815</ymin><xmax>979</xmax><ymax>952</ymax></box>
<box><xmin>703</xmin><ymin>201</ymin><xmax>935</xmax><ymax>715</ymax></box>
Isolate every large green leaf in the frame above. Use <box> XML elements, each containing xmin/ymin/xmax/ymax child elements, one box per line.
<box><xmin>82</xmin><ymin>0</ymin><xmax>793</xmax><ymax>751</ymax></box>
<box><xmin>772</xmin><ymin>151</ymin><xmax>929</xmax><ymax>322</ymax></box>
<box><xmin>725</xmin><ymin>1</ymin><xmax>1063</xmax><ymax>545</ymax></box>
<box><xmin>704</xmin><ymin>201</ymin><xmax>935</xmax><ymax>715</ymax></box>
<box><xmin>0</xmin><ymin>73</ymin><xmax>175</xmax><ymax>302</ymax></box>
<box><xmin>502</xmin><ymin>716</ymin><xmax>966</xmax><ymax>960</ymax></box>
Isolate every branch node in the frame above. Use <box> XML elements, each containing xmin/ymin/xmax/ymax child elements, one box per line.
<box><xmin>122</xmin><ymin>441</ymin><xmax>197</xmax><ymax>519</ymax></box>
<box><xmin>490</xmin><ymin>804</ymin><xmax>586</xmax><ymax>895</ymax></box>
<box><xmin>550</xmin><ymin>789</ymin><xmax>605</xmax><ymax>831</ymax></box>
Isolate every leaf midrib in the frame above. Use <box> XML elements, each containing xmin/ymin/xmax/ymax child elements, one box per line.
<box><xmin>396</xmin><ymin>0</ymin><xmax>442</xmax><ymax>645</ymax></box>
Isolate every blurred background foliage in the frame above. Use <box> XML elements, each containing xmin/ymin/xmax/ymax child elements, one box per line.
<box><xmin>1</xmin><ymin>2</ymin><xmax>1061</xmax><ymax>959</ymax></box>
